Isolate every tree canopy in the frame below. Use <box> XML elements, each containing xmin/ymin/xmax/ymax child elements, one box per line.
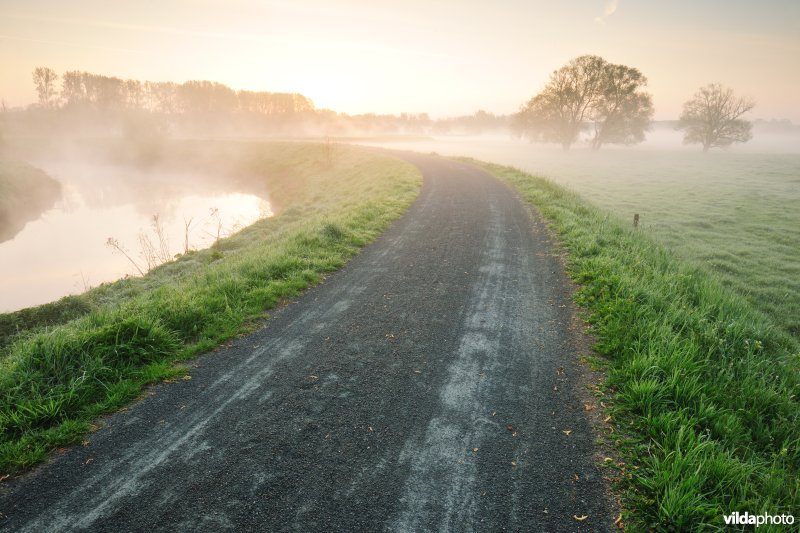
<box><xmin>678</xmin><ymin>84</ymin><xmax>755</xmax><ymax>152</ymax></box>
<box><xmin>32</xmin><ymin>67</ymin><xmax>58</xmax><ymax>107</ymax></box>
<box><xmin>513</xmin><ymin>55</ymin><xmax>653</xmax><ymax>150</ymax></box>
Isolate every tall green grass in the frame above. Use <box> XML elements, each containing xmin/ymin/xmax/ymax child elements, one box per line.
<box><xmin>478</xmin><ymin>161</ymin><xmax>799</xmax><ymax>531</ymax></box>
<box><xmin>0</xmin><ymin>142</ymin><xmax>421</xmax><ymax>473</ymax></box>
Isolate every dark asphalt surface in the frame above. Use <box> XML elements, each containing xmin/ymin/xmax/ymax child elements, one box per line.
<box><xmin>0</xmin><ymin>153</ymin><xmax>613</xmax><ymax>532</ymax></box>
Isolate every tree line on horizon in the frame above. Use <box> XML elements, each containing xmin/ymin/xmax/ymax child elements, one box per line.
<box><xmin>31</xmin><ymin>67</ymin><xmax>315</xmax><ymax>116</ymax></box>
<box><xmin>19</xmin><ymin>67</ymin><xmax>497</xmax><ymax>138</ymax></box>
<box><xmin>1</xmin><ymin>62</ymin><xmax>762</xmax><ymax>148</ymax></box>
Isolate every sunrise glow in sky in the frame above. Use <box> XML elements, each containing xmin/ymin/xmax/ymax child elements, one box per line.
<box><xmin>1</xmin><ymin>1</ymin><xmax>798</xmax><ymax>120</ymax></box>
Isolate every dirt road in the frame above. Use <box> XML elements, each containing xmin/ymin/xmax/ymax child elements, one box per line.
<box><xmin>0</xmin><ymin>153</ymin><xmax>613</xmax><ymax>531</ymax></box>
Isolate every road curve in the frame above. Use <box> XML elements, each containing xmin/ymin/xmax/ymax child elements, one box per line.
<box><xmin>0</xmin><ymin>153</ymin><xmax>613</xmax><ymax>531</ymax></box>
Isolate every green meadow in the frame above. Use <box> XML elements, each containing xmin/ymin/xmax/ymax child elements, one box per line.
<box><xmin>515</xmin><ymin>149</ymin><xmax>800</xmax><ymax>342</ymax></box>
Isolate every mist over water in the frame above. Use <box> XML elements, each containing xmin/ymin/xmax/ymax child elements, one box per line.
<box><xmin>0</xmin><ymin>159</ymin><xmax>271</xmax><ymax>312</ymax></box>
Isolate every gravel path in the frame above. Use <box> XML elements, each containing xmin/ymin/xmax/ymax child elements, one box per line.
<box><xmin>0</xmin><ymin>152</ymin><xmax>613</xmax><ymax>532</ymax></box>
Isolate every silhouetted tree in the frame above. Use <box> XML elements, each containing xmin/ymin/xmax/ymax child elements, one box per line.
<box><xmin>516</xmin><ymin>55</ymin><xmax>606</xmax><ymax>149</ymax></box>
<box><xmin>32</xmin><ymin>67</ymin><xmax>58</xmax><ymax>107</ymax></box>
<box><xmin>589</xmin><ymin>64</ymin><xmax>653</xmax><ymax>150</ymax></box>
<box><xmin>678</xmin><ymin>84</ymin><xmax>754</xmax><ymax>152</ymax></box>
<box><xmin>515</xmin><ymin>55</ymin><xmax>653</xmax><ymax>150</ymax></box>
<box><xmin>84</xmin><ymin>74</ymin><xmax>124</xmax><ymax>108</ymax></box>
<box><xmin>146</xmin><ymin>81</ymin><xmax>178</xmax><ymax>113</ymax></box>
<box><xmin>125</xmin><ymin>79</ymin><xmax>144</xmax><ymax>109</ymax></box>
<box><xmin>60</xmin><ymin>71</ymin><xmax>86</xmax><ymax>106</ymax></box>
<box><xmin>177</xmin><ymin>81</ymin><xmax>237</xmax><ymax>114</ymax></box>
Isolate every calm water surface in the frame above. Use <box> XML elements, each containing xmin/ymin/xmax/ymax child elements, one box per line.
<box><xmin>1</xmin><ymin>161</ymin><xmax>271</xmax><ymax>312</ymax></box>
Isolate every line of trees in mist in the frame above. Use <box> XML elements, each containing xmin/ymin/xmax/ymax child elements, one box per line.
<box><xmin>12</xmin><ymin>67</ymin><xmax>508</xmax><ymax>140</ymax></box>
<box><xmin>32</xmin><ymin>67</ymin><xmax>314</xmax><ymax>116</ymax></box>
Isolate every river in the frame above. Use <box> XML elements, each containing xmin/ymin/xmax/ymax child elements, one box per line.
<box><xmin>0</xmin><ymin>160</ymin><xmax>271</xmax><ymax>312</ymax></box>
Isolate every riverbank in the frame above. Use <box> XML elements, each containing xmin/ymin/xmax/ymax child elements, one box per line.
<box><xmin>0</xmin><ymin>141</ymin><xmax>421</xmax><ymax>473</ymax></box>
<box><xmin>0</xmin><ymin>158</ymin><xmax>61</xmax><ymax>244</ymax></box>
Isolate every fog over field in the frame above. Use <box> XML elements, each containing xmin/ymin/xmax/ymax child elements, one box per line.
<box><xmin>357</xmin><ymin>127</ymin><xmax>800</xmax><ymax>339</ymax></box>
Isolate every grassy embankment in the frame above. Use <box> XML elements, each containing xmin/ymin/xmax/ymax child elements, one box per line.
<box><xmin>0</xmin><ymin>142</ymin><xmax>421</xmax><ymax>473</ymax></box>
<box><xmin>0</xmin><ymin>158</ymin><xmax>61</xmax><ymax>243</ymax></box>
<box><xmin>478</xmin><ymin>161</ymin><xmax>799</xmax><ymax>531</ymax></box>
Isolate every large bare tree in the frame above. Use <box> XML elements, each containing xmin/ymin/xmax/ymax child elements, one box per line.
<box><xmin>678</xmin><ymin>84</ymin><xmax>755</xmax><ymax>152</ymax></box>
<box><xmin>514</xmin><ymin>55</ymin><xmax>653</xmax><ymax>150</ymax></box>
<box><xmin>32</xmin><ymin>67</ymin><xmax>58</xmax><ymax>107</ymax></box>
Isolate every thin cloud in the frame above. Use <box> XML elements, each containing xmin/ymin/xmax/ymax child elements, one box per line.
<box><xmin>594</xmin><ymin>0</ymin><xmax>619</xmax><ymax>25</ymax></box>
<box><xmin>0</xmin><ymin>34</ymin><xmax>154</xmax><ymax>55</ymax></box>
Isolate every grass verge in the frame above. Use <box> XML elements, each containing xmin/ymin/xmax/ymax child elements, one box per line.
<box><xmin>0</xmin><ymin>142</ymin><xmax>421</xmax><ymax>474</ymax></box>
<box><xmin>476</xmin><ymin>160</ymin><xmax>800</xmax><ymax>531</ymax></box>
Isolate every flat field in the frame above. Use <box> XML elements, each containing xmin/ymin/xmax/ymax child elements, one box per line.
<box><xmin>536</xmin><ymin>150</ymin><xmax>800</xmax><ymax>340</ymax></box>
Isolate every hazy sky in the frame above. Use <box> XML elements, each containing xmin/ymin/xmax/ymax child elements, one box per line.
<box><xmin>1</xmin><ymin>0</ymin><xmax>798</xmax><ymax>120</ymax></box>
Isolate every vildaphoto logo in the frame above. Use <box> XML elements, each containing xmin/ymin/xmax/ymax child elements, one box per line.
<box><xmin>723</xmin><ymin>512</ymin><xmax>795</xmax><ymax>527</ymax></box>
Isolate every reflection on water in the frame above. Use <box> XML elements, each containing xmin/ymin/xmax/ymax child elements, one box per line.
<box><xmin>0</xmin><ymin>161</ymin><xmax>271</xmax><ymax>312</ymax></box>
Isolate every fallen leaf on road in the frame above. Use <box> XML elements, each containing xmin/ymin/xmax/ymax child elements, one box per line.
<box><xmin>604</xmin><ymin>415</ymin><xmax>612</xmax><ymax>423</ymax></box>
<box><xmin>84</xmin><ymin>458</ymin><xmax>94</xmax><ymax>465</ymax></box>
<box><xmin>614</xmin><ymin>514</ymin><xmax>623</xmax><ymax>525</ymax></box>
<box><xmin>0</xmin><ymin>475</ymin><xmax>9</xmax><ymax>483</ymax></box>
<box><xmin>472</xmin><ymin>447</ymin><xmax>479</xmax><ymax>453</ymax></box>
<box><xmin>81</xmin><ymin>440</ymin><xmax>90</xmax><ymax>447</ymax></box>
<box><xmin>506</xmin><ymin>424</ymin><xmax>514</xmax><ymax>432</ymax></box>
<box><xmin>368</xmin><ymin>426</ymin><xmax>374</xmax><ymax>432</ymax></box>
<box><xmin>573</xmin><ymin>474</ymin><xmax>580</xmax><ymax>481</ymax></box>
<box><xmin>574</xmin><ymin>515</ymin><xmax>588</xmax><ymax>521</ymax></box>
<box><xmin>562</xmin><ymin>430</ymin><xmax>572</xmax><ymax>436</ymax></box>
<box><xmin>182</xmin><ymin>375</ymin><xmax>192</xmax><ymax>381</ymax></box>
<box><xmin>583</xmin><ymin>403</ymin><xmax>595</xmax><ymax>411</ymax></box>
<box><xmin>511</xmin><ymin>461</ymin><xmax>517</xmax><ymax>466</ymax></box>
